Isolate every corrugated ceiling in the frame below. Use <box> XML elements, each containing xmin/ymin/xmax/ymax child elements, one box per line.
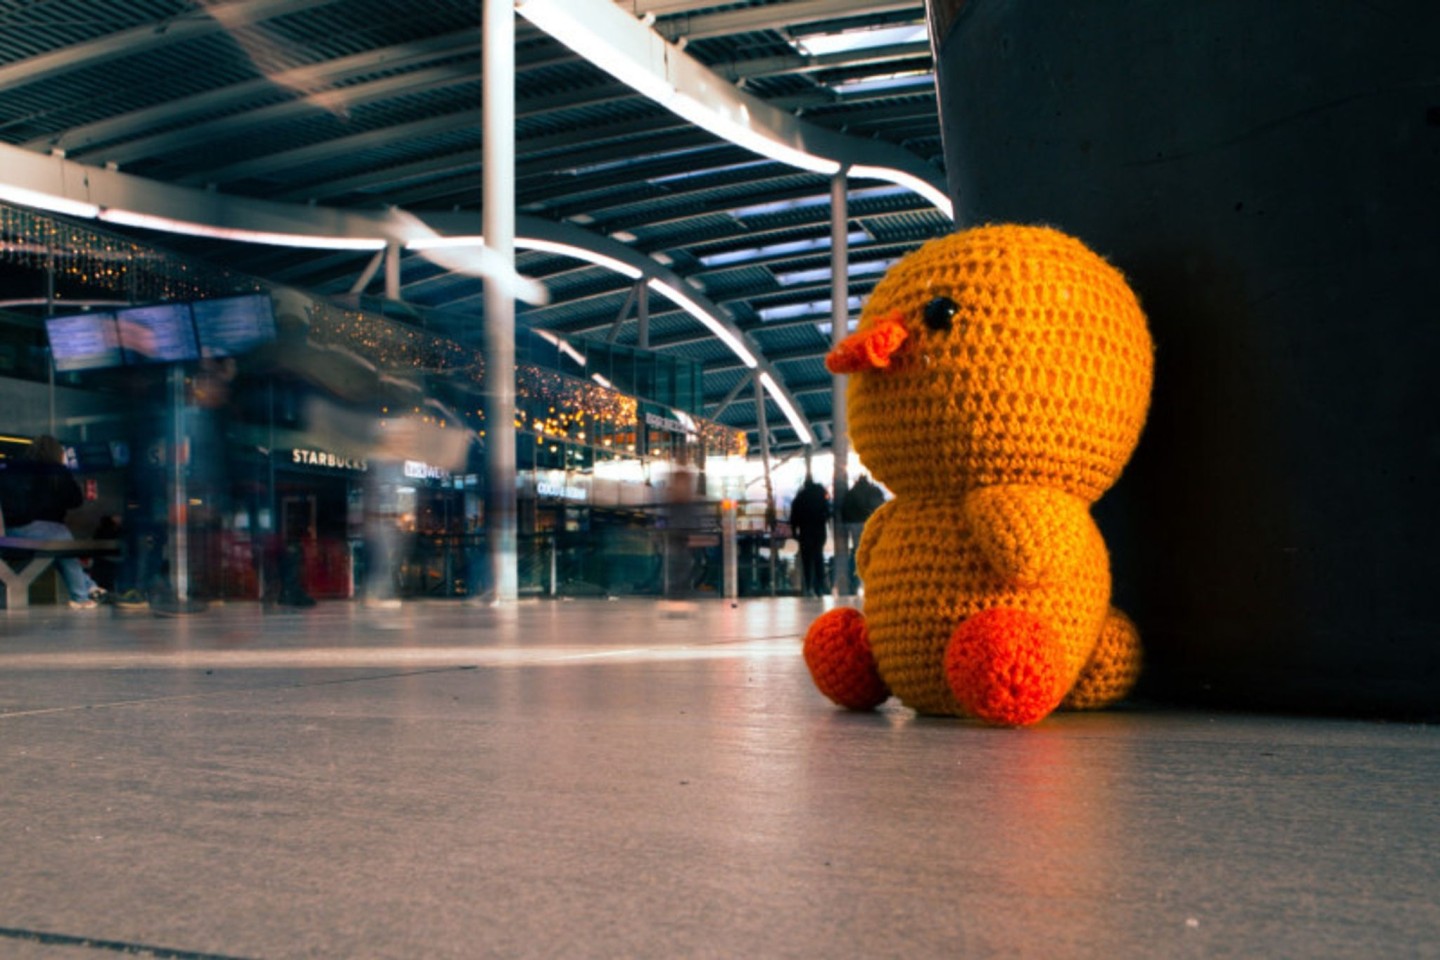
<box><xmin>0</xmin><ymin>0</ymin><xmax>952</xmax><ymax>451</ymax></box>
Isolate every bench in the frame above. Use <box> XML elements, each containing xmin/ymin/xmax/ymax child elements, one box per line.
<box><xmin>0</xmin><ymin>536</ymin><xmax>121</xmax><ymax>610</ymax></box>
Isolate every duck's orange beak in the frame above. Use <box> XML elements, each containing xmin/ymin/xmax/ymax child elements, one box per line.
<box><xmin>825</xmin><ymin>310</ymin><xmax>908</xmax><ymax>374</ymax></box>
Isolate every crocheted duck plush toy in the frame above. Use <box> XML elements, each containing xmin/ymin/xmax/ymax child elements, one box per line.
<box><xmin>803</xmin><ymin>224</ymin><xmax>1153</xmax><ymax>726</ymax></box>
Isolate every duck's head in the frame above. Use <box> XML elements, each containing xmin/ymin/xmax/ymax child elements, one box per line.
<box><xmin>827</xmin><ymin>224</ymin><xmax>1153</xmax><ymax>501</ymax></box>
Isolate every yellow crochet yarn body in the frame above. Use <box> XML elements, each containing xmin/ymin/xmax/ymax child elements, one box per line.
<box><xmin>805</xmin><ymin>224</ymin><xmax>1153</xmax><ymax>725</ymax></box>
<box><xmin>857</xmin><ymin>494</ymin><xmax>1112</xmax><ymax>716</ymax></box>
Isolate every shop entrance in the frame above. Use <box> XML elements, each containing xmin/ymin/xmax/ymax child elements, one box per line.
<box><xmin>273</xmin><ymin>471</ymin><xmax>353</xmax><ymax>599</ymax></box>
<box><xmin>282</xmin><ymin>494</ymin><xmax>316</xmax><ymax>543</ymax></box>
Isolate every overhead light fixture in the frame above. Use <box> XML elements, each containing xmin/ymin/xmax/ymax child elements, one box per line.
<box><xmin>518</xmin><ymin>236</ymin><xmax>644</xmax><ymax>279</ymax></box>
<box><xmin>392</xmin><ymin>232</ymin><xmax>550</xmax><ymax>305</ymax></box>
<box><xmin>665</xmin><ymin>95</ymin><xmax>840</xmax><ymax>175</ymax></box>
<box><xmin>99</xmin><ymin>208</ymin><xmax>387</xmax><ymax>250</ymax></box>
<box><xmin>647</xmin><ymin>277</ymin><xmax>757</xmax><ymax>369</ymax></box>
<box><xmin>847</xmin><ymin>165</ymin><xmax>954</xmax><ymax>219</ymax></box>
<box><xmin>516</xmin><ymin>0</ymin><xmax>839</xmax><ymax>177</ymax></box>
<box><xmin>412</xmin><ymin>233</ymin><xmax>644</xmax><ymax>281</ymax></box>
<box><xmin>758</xmin><ymin>371</ymin><xmax>813</xmax><ymax>446</ymax></box>
<box><xmin>0</xmin><ymin>184</ymin><xmax>99</xmax><ymax>220</ymax></box>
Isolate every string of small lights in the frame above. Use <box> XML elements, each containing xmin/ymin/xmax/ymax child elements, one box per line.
<box><xmin>0</xmin><ymin>203</ymin><xmax>256</xmax><ymax>303</ymax></box>
<box><xmin>0</xmin><ymin>202</ymin><xmax>747</xmax><ymax>460</ymax></box>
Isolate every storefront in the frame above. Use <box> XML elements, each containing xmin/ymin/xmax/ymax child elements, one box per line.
<box><xmin>269</xmin><ymin>446</ymin><xmax>363</xmax><ymax>600</ymax></box>
<box><xmin>0</xmin><ymin>203</ymin><xmax>754</xmax><ymax>604</ymax></box>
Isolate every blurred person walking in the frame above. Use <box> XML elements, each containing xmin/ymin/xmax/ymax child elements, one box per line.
<box><xmin>789</xmin><ymin>475</ymin><xmax>830</xmax><ymax>598</ymax></box>
<box><xmin>840</xmin><ymin>472</ymin><xmax>885</xmax><ymax>591</ymax></box>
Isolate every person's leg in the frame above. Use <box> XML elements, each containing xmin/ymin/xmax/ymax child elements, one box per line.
<box><xmin>364</xmin><ymin>520</ymin><xmax>400</xmax><ymax>602</ymax></box>
<box><xmin>9</xmin><ymin>521</ymin><xmax>100</xmax><ymax>601</ymax></box>
<box><xmin>802</xmin><ymin>542</ymin><xmax>822</xmax><ymax>596</ymax></box>
<box><xmin>846</xmin><ymin>522</ymin><xmax>863</xmax><ymax>588</ymax></box>
<box><xmin>55</xmin><ymin>556</ymin><xmax>100</xmax><ymax>602</ymax></box>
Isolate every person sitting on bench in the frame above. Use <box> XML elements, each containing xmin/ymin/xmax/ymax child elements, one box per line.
<box><xmin>0</xmin><ymin>435</ymin><xmax>107</xmax><ymax>609</ymax></box>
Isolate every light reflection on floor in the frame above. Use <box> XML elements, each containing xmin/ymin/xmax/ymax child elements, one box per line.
<box><xmin>0</xmin><ymin>639</ymin><xmax>802</xmax><ymax>671</ymax></box>
<box><xmin>0</xmin><ymin>597</ymin><xmax>818</xmax><ymax>672</ymax></box>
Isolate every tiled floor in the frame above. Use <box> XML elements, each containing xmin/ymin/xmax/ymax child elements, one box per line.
<box><xmin>1</xmin><ymin>598</ymin><xmax>1436</xmax><ymax>959</ymax></box>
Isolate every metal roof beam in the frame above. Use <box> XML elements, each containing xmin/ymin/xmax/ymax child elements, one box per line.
<box><xmin>515</xmin><ymin>0</ymin><xmax>952</xmax><ymax>217</ymax></box>
<box><xmin>422</xmin><ymin>213</ymin><xmax>816</xmax><ymax>444</ymax></box>
<box><xmin>0</xmin><ymin>0</ymin><xmax>350</xmax><ymax>93</ymax></box>
<box><xmin>706</xmin><ymin>344</ymin><xmax>827</xmax><ymax>375</ymax></box>
<box><xmin>713</xmin><ymin>41</ymin><xmax>930</xmax><ymax>83</ymax></box>
<box><xmin>27</xmin><ymin>29</ymin><xmax>484</xmax><ymax>157</ymax></box>
<box><xmin>275</xmin><ymin>116</ymin><xmax>708</xmax><ymax>205</ymax></box>
<box><xmin>175</xmin><ymin>77</ymin><xmax>646</xmax><ymax>188</ymax></box>
<box><xmin>173</xmin><ymin>110</ymin><xmax>482</xmax><ymax>187</ymax></box>
<box><xmin>780</xmin><ymin>383</ymin><xmax>837</xmax><ymax>397</ymax></box>
<box><xmin>645</xmin><ymin>0</ymin><xmax>924</xmax><ymax>42</ymax></box>
<box><xmin>90</xmin><ymin>64</ymin><xmax>482</xmax><ymax>168</ymax></box>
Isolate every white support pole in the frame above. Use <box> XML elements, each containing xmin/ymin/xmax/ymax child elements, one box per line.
<box><xmin>606</xmin><ymin>281</ymin><xmax>638</xmax><ymax>343</ymax></box>
<box><xmin>484</xmin><ymin>0</ymin><xmax>518</xmax><ymax>602</ymax></box>
<box><xmin>710</xmin><ymin>369</ymin><xmax>754</xmax><ymax>421</ymax></box>
<box><xmin>721</xmin><ymin>499</ymin><xmax>737</xmax><ymax>599</ymax></box>
<box><xmin>830</xmin><ymin>170</ymin><xmax>851</xmax><ymax>596</ymax></box>
<box><xmin>350</xmin><ymin>248</ymin><xmax>385</xmax><ymax>294</ymax></box>
<box><xmin>45</xmin><ymin>237</ymin><xmax>56</xmax><ymax>435</ymax></box>
<box><xmin>383</xmin><ymin>240</ymin><xmax>401</xmax><ymax>300</ymax></box>
<box><xmin>169</xmin><ymin>366</ymin><xmax>189</xmax><ymax>602</ymax></box>
<box><xmin>636</xmin><ymin>279</ymin><xmax>650</xmax><ymax>349</ymax></box>
<box><xmin>754</xmin><ymin>373</ymin><xmax>776</xmax><ymax>596</ymax></box>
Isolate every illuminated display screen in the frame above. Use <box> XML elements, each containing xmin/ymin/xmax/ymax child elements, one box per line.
<box><xmin>46</xmin><ymin>312</ymin><xmax>124</xmax><ymax>372</ymax></box>
<box><xmin>193</xmin><ymin>294</ymin><xmax>277</xmax><ymax>358</ymax></box>
<box><xmin>117</xmin><ymin>303</ymin><xmax>200</xmax><ymax>364</ymax></box>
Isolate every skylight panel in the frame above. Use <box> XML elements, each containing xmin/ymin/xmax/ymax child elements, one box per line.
<box><xmin>727</xmin><ymin>185</ymin><xmax>908</xmax><ymax>221</ymax></box>
<box><xmin>565</xmin><ymin>144</ymin><xmax>715</xmax><ymax>177</ymax></box>
<box><xmin>649</xmin><ymin>159</ymin><xmax>771</xmax><ymax>185</ymax></box>
<box><xmin>829</xmin><ymin>72</ymin><xmax>935</xmax><ymax>97</ymax></box>
<box><xmin>791</xmin><ymin>24</ymin><xmax>928</xmax><ymax>58</ymax></box>
<box><xmin>758</xmin><ymin>296</ymin><xmax>862</xmax><ymax>323</ymax></box>
<box><xmin>815</xmin><ymin>317</ymin><xmax>861</xmax><ymax>337</ymax></box>
<box><xmin>775</xmin><ymin>258</ymin><xmax>894</xmax><ymax>287</ymax></box>
<box><xmin>699</xmin><ymin>231</ymin><xmax>869</xmax><ymax>268</ymax></box>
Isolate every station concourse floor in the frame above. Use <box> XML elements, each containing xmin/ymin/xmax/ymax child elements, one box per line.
<box><xmin>0</xmin><ymin>598</ymin><xmax>1436</xmax><ymax>960</ymax></box>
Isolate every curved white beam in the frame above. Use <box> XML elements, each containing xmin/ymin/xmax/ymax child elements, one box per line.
<box><xmin>421</xmin><ymin>213</ymin><xmax>815</xmax><ymax>445</ymax></box>
<box><xmin>0</xmin><ymin>141</ymin><xmax>814</xmax><ymax>445</ymax></box>
<box><xmin>513</xmin><ymin>0</ymin><xmax>953</xmax><ymax>218</ymax></box>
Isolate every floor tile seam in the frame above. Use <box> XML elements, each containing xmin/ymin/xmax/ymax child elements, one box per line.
<box><xmin>0</xmin><ymin>924</ymin><xmax>254</xmax><ymax>960</ymax></box>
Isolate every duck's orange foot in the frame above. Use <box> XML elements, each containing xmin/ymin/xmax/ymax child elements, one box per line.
<box><xmin>945</xmin><ymin>608</ymin><xmax>1068</xmax><ymax>726</ymax></box>
<box><xmin>803</xmin><ymin>607</ymin><xmax>890</xmax><ymax>710</ymax></box>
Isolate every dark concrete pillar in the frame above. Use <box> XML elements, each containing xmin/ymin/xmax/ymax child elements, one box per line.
<box><xmin>930</xmin><ymin>0</ymin><xmax>1440</xmax><ymax>716</ymax></box>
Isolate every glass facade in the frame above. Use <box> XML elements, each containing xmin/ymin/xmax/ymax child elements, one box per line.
<box><xmin>0</xmin><ymin>203</ymin><xmax>790</xmax><ymax>607</ymax></box>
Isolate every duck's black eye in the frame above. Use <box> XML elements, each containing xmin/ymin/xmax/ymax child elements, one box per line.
<box><xmin>922</xmin><ymin>296</ymin><xmax>958</xmax><ymax>332</ymax></box>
